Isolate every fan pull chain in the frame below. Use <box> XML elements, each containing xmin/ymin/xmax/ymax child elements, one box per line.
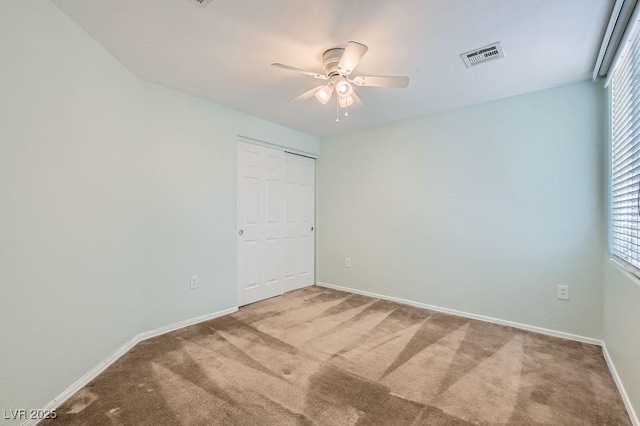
<box><xmin>336</xmin><ymin>96</ymin><xmax>340</xmax><ymax>123</ymax></box>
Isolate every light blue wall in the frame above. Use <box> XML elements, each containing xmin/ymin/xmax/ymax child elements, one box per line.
<box><xmin>318</xmin><ymin>81</ymin><xmax>605</xmax><ymax>339</ymax></box>
<box><xmin>0</xmin><ymin>0</ymin><xmax>318</xmax><ymax>419</ymax></box>
<box><xmin>603</xmin><ymin>262</ymin><xmax>640</xmax><ymax>421</ymax></box>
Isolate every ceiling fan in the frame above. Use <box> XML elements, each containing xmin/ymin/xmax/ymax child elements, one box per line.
<box><xmin>272</xmin><ymin>41</ymin><xmax>409</xmax><ymax>121</ymax></box>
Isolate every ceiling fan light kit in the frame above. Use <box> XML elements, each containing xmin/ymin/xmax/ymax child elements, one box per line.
<box><xmin>339</xmin><ymin>96</ymin><xmax>354</xmax><ymax>108</ymax></box>
<box><xmin>334</xmin><ymin>77</ymin><xmax>353</xmax><ymax>98</ymax></box>
<box><xmin>314</xmin><ymin>85</ymin><xmax>333</xmax><ymax>105</ymax></box>
<box><xmin>272</xmin><ymin>41</ymin><xmax>410</xmax><ymax>123</ymax></box>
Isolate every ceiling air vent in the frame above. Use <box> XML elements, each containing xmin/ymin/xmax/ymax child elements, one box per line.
<box><xmin>460</xmin><ymin>42</ymin><xmax>504</xmax><ymax>68</ymax></box>
<box><xmin>188</xmin><ymin>0</ymin><xmax>213</xmax><ymax>8</ymax></box>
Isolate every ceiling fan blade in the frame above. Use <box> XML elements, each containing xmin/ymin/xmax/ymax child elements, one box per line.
<box><xmin>352</xmin><ymin>75</ymin><xmax>410</xmax><ymax>88</ymax></box>
<box><xmin>272</xmin><ymin>63</ymin><xmax>328</xmax><ymax>80</ymax></box>
<box><xmin>289</xmin><ymin>86</ymin><xmax>323</xmax><ymax>102</ymax></box>
<box><xmin>337</xmin><ymin>41</ymin><xmax>368</xmax><ymax>76</ymax></box>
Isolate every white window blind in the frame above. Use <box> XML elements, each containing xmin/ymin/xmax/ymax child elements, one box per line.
<box><xmin>611</xmin><ymin>23</ymin><xmax>640</xmax><ymax>270</ymax></box>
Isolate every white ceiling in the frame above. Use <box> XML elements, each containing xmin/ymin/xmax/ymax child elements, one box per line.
<box><xmin>52</xmin><ymin>0</ymin><xmax>614</xmax><ymax>137</ymax></box>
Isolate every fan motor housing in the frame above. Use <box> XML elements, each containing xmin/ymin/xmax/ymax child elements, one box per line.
<box><xmin>322</xmin><ymin>48</ymin><xmax>345</xmax><ymax>77</ymax></box>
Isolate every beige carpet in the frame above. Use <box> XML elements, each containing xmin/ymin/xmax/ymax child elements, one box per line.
<box><xmin>44</xmin><ymin>286</ymin><xmax>631</xmax><ymax>425</ymax></box>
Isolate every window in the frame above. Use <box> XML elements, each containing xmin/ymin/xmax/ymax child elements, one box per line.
<box><xmin>610</xmin><ymin>24</ymin><xmax>640</xmax><ymax>271</ymax></box>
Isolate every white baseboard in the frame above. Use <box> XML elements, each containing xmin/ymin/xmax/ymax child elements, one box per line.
<box><xmin>315</xmin><ymin>282</ymin><xmax>603</xmax><ymax>346</ymax></box>
<box><xmin>602</xmin><ymin>344</ymin><xmax>640</xmax><ymax>426</ymax></box>
<box><xmin>22</xmin><ymin>307</ymin><xmax>238</xmax><ymax>426</ymax></box>
<box><xmin>137</xmin><ymin>308</ymin><xmax>238</xmax><ymax>341</ymax></box>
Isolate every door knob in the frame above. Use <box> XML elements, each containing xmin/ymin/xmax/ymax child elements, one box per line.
<box><xmin>311</xmin><ymin>226</ymin><xmax>314</xmax><ymax>231</ymax></box>
<box><xmin>238</xmin><ymin>229</ymin><xmax>244</xmax><ymax>236</ymax></box>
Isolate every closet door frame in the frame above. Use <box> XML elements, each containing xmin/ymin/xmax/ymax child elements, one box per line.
<box><xmin>236</xmin><ymin>136</ymin><xmax>317</xmax><ymax>306</ymax></box>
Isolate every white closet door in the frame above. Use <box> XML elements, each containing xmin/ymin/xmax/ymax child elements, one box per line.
<box><xmin>237</xmin><ymin>142</ymin><xmax>285</xmax><ymax>306</ymax></box>
<box><xmin>282</xmin><ymin>152</ymin><xmax>315</xmax><ymax>292</ymax></box>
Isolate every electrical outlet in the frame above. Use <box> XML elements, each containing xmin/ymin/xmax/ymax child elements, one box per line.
<box><xmin>190</xmin><ymin>275</ymin><xmax>199</xmax><ymax>289</ymax></box>
<box><xmin>344</xmin><ymin>258</ymin><xmax>351</xmax><ymax>268</ymax></box>
<box><xmin>557</xmin><ymin>285</ymin><xmax>569</xmax><ymax>300</ymax></box>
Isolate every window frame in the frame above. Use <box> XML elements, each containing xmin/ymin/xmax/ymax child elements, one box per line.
<box><xmin>608</xmin><ymin>20</ymin><xmax>640</xmax><ymax>278</ymax></box>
